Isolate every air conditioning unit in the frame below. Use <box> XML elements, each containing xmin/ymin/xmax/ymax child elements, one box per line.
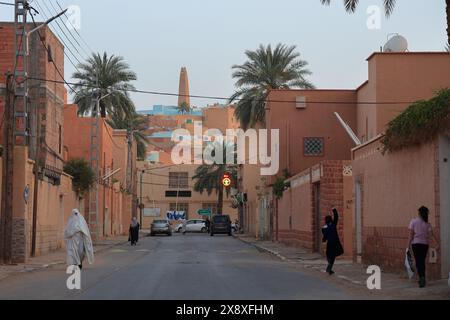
<box><xmin>296</xmin><ymin>96</ymin><xmax>306</xmax><ymax>109</ymax></box>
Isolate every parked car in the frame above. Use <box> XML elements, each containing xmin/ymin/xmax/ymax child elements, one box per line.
<box><xmin>210</xmin><ymin>215</ymin><xmax>232</xmax><ymax>236</ymax></box>
<box><xmin>150</xmin><ymin>219</ymin><xmax>172</xmax><ymax>236</ymax></box>
<box><xmin>181</xmin><ymin>219</ymin><xmax>207</xmax><ymax>234</ymax></box>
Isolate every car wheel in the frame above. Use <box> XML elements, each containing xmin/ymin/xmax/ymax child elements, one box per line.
<box><xmin>228</xmin><ymin>232</ymin><xmax>232</xmax><ymax>236</ymax></box>
<box><xmin>210</xmin><ymin>232</ymin><xmax>214</xmax><ymax>236</ymax></box>
<box><xmin>201</xmin><ymin>227</ymin><xmax>206</xmax><ymax>233</ymax></box>
<box><xmin>150</xmin><ymin>233</ymin><xmax>154</xmax><ymax>237</ymax></box>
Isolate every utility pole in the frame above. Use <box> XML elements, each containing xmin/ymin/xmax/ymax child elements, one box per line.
<box><xmin>1</xmin><ymin>74</ymin><xmax>15</xmax><ymax>264</ymax></box>
<box><xmin>89</xmin><ymin>84</ymin><xmax>100</xmax><ymax>241</ymax></box>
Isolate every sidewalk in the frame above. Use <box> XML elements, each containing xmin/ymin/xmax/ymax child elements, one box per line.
<box><xmin>236</xmin><ymin>234</ymin><xmax>450</xmax><ymax>300</ymax></box>
<box><xmin>0</xmin><ymin>235</ymin><xmax>129</xmax><ymax>282</ymax></box>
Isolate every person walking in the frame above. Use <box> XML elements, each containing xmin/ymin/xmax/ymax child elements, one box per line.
<box><xmin>205</xmin><ymin>217</ymin><xmax>211</xmax><ymax>233</ymax></box>
<box><xmin>64</xmin><ymin>209</ymin><xmax>94</xmax><ymax>270</ymax></box>
<box><xmin>408</xmin><ymin>206</ymin><xmax>439</xmax><ymax>288</ymax></box>
<box><xmin>129</xmin><ymin>217</ymin><xmax>140</xmax><ymax>246</ymax></box>
<box><xmin>322</xmin><ymin>207</ymin><xmax>344</xmax><ymax>275</ymax></box>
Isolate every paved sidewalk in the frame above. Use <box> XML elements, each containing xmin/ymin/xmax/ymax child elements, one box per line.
<box><xmin>236</xmin><ymin>234</ymin><xmax>450</xmax><ymax>300</ymax></box>
<box><xmin>0</xmin><ymin>235</ymin><xmax>129</xmax><ymax>282</ymax></box>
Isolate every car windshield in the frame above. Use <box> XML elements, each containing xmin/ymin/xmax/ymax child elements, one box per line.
<box><xmin>213</xmin><ymin>216</ymin><xmax>229</xmax><ymax>223</ymax></box>
<box><xmin>153</xmin><ymin>220</ymin><xmax>167</xmax><ymax>224</ymax></box>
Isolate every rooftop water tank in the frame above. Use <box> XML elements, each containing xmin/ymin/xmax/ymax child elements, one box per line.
<box><xmin>383</xmin><ymin>34</ymin><xmax>408</xmax><ymax>53</ymax></box>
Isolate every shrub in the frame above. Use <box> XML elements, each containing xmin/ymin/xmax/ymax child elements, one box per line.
<box><xmin>64</xmin><ymin>158</ymin><xmax>96</xmax><ymax>195</ymax></box>
<box><xmin>382</xmin><ymin>89</ymin><xmax>450</xmax><ymax>153</ymax></box>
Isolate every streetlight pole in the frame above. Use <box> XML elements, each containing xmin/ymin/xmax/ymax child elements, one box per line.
<box><xmin>29</xmin><ymin>5</ymin><xmax>68</xmax><ymax>257</ymax></box>
<box><xmin>140</xmin><ymin>170</ymin><xmax>144</xmax><ymax>229</ymax></box>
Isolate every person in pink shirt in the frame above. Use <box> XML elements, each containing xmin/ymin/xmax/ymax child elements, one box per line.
<box><xmin>408</xmin><ymin>206</ymin><xmax>439</xmax><ymax>288</ymax></box>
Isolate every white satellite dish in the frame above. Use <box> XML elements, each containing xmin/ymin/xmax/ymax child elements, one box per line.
<box><xmin>383</xmin><ymin>35</ymin><xmax>408</xmax><ymax>53</ymax></box>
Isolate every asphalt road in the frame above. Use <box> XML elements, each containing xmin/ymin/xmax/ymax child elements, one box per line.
<box><xmin>0</xmin><ymin>233</ymin><xmax>358</xmax><ymax>300</ymax></box>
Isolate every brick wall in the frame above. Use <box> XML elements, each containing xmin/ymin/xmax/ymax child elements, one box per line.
<box><xmin>276</xmin><ymin>161</ymin><xmax>349</xmax><ymax>255</ymax></box>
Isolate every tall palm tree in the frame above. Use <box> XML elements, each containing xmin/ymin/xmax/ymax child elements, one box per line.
<box><xmin>106</xmin><ymin>112</ymin><xmax>149</xmax><ymax>160</ymax></box>
<box><xmin>72</xmin><ymin>52</ymin><xmax>137</xmax><ymax>118</ymax></box>
<box><xmin>192</xmin><ymin>143</ymin><xmax>237</xmax><ymax>215</ymax></box>
<box><xmin>230</xmin><ymin>44</ymin><xmax>314</xmax><ymax>129</ymax></box>
<box><xmin>320</xmin><ymin>0</ymin><xmax>450</xmax><ymax>47</ymax></box>
<box><xmin>176</xmin><ymin>102</ymin><xmax>191</xmax><ymax>114</ymax></box>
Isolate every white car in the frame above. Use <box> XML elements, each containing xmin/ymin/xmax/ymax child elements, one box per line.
<box><xmin>177</xmin><ymin>219</ymin><xmax>207</xmax><ymax>233</ymax></box>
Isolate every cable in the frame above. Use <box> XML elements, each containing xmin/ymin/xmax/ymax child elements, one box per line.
<box><xmin>23</xmin><ymin>77</ymin><xmax>419</xmax><ymax>106</ymax></box>
<box><xmin>0</xmin><ymin>1</ymin><xmax>14</xmax><ymax>6</ymax></box>
<box><xmin>50</xmin><ymin>0</ymin><xmax>91</xmax><ymax>58</ymax></box>
<box><xmin>32</xmin><ymin>0</ymin><xmax>83</xmax><ymax>72</ymax></box>
<box><xmin>27</xmin><ymin>10</ymin><xmax>78</xmax><ymax>94</ymax></box>
<box><xmin>56</xmin><ymin>0</ymin><xmax>94</xmax><ymax>55</ymax></box>
<box><xmin>102</xmin><ymin>118</ymin><xmax>126</xmax><ymax>150</ymax></box>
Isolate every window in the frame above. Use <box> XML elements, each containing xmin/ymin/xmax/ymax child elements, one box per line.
<box><xmin>170</xmin><ymin>203</ymin><xmax>189</xmax><ymax>217</ymax></box>
<box><xmin>47</xmin><ymin>45</ymin><xmax>53</xmax><ymax>62</ymax></box>
<box><xmin>169</xmin><ymin>172</ymin><xmax>188</xmax><ymax>188</ymax></box>
<box><xmin>202</xmin><ymin>203</ymin><xmax>218</xmax><ymax>215</ymax></box>
<box><xmin>165</xmin><ymin>191</ymin><xmax>192</xmax><ymax>198</ymax></box>
<box><xmin>304</xmin><ymin>137</ymin><xmax>324</xmax><ymax>156</ymax></box>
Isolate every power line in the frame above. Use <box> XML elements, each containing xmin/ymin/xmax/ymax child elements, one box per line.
<box><xmin>49</xmin><ymin>0</ymin><xmax>91</xmax><ymax>58</ymax></box>
<box><xmin>55</xmin><ymin>0</ymin><xmax>94</xmax><ymax>55</ymax></box>
<box><xmin>24</xmin><ymin>76</ymin><xmax>419</xmax><ymax>106</ymax></box>
<box><xmin>32</xmin><ymin>0</ymin><xmax>83</xmax><ymax>73</ymax></box>
<box><xmin>0</xmin><ymin>1</ymin><xmax>14</xmax><ymax>6</ymax></box>
<box><xmin>28</xmin><ymin>11</ymin><xmax>78</xmax><ymax>94</ymax></box>
<box><xmin>45</xmin><ymin>0</ymin><xmax>89</xmax><ymax>61</ymax></box>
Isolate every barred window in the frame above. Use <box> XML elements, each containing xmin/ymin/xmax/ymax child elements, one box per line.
<box><xmin>168</xmin><ymin>172</ymin><xmax>189</xmax><ymax>188</ymax></box>
<box><xmin>304</xmin><ymin>138</ymin><xmax>324</xmax><ymax>156</ymax></box>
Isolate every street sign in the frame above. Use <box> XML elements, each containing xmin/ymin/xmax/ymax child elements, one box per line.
<box><xmin>222</xmin><ymin>174</ymin><xmax>232</xmax><ymax>187</ymax></box>
<box><xmin>197</xmin><ymin>209</ymin><xmax>212</xmax><ymax>216</ymax></box>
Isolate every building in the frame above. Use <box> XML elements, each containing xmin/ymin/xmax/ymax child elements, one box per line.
<box><xmin>245</xmin><ymin>51</ymin><xmax>450</xmax><ymax>279</ymax></box>
<box><xmin>0</xmin><ymin>23</ymin><xmax>78</xmax><ymax>263</ymax></box>
<box><xmin>63</xmin><ymin>104</ymin><xmax>136</xmax><ymax>240</ymax></box>
<box><xmin>178</xmin><ymin>67</ymin><xmax>190</xmax><ymax>107</ymax></box>
<box><xmin>136</xmin><ymin>104</ymin><xmax>240</xmax><ymax>226</ymax></box>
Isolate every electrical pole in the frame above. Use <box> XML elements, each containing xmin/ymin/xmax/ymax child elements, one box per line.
<box><xmin>89</xmin><ymin>85</ymin><xmax>100</xmax><ymax>241</ymax></box>
<box><xmin>1</xmin><ymin>74</ymin><xmax>15</xmax><ymax>264</ymax></box>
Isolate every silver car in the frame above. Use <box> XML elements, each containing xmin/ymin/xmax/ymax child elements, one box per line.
<box><xmin>150</xmin><ymin>220</ymin><xmax>172</xmax><ymax>236</ymax></box>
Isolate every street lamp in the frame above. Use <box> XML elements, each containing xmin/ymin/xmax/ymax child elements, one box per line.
<box><xmin>30</xmin><ymin>6</ymin><xmax>68</xmax><ymax>258</ymax></box>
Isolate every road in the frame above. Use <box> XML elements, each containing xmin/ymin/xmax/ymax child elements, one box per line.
<box><xmin>0</xmin><ymin>233</ymin><xmax>361</xmax><ymax>300</ymax></box>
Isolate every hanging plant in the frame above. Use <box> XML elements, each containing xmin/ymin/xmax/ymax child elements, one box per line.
<box><xmin>382</xmin><ymin>89</ymin><xmax>450</xmax><ymax>153</ymax></box>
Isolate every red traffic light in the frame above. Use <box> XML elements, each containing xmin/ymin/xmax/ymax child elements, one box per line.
<box><xmin>222</xmin><ymin>174</ymin><xmax>232</xmax><ymax>187</ymax></box>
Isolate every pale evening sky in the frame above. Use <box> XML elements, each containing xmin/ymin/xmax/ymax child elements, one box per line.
<box><xmin>0</xmin><ymin>0</ymin><xmax>447</xmax><ymax>110</ymax></box>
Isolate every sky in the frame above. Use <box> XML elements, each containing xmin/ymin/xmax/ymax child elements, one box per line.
<box><xmin>0</xmin><ymin>0</ymin><xmax>447</xmax><ymax>110</ymax></box>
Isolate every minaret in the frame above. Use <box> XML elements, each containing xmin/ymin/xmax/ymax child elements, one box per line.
<box><xmin>178</xmin><ymin>67</ymin><xmax>190</xmax><ymax>107</ymax></box>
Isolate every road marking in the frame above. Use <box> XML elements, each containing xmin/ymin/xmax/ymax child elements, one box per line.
<box><xmin>110</xmin><ymin>249</ymin><xmax>127</xmax><ymax>253</ymax></box>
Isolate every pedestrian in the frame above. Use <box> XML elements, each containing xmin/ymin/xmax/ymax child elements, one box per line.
<box><xmin>205</xmin><ymin>217</ymin><xmax>211</xmax><ymax>233</ymax></box>
<box><xmin>408</xmin><ymin>206</ymin><xmax>439</xmax><ymax>288</ymax></box>
<box><xmin>322</xmin><ymin>207</ymin><xmax>344</xmax><ymax>275</ymax></box>
<box><xmin>129</xmin><ymin>217</ymin><xmax>140</xmax><ymax>246</ymax></box>
<box><xmin>64</xmin><ymin>209</ymin><xmax>94</xmax><ymax>270</ymax></box>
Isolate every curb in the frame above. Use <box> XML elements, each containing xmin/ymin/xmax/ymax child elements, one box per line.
<box><xmin>235</xmin><ymin>235</ymin><xmax>288</xmax><ymax>261</ymax></box>
<box><xmin>0</xmin><ymin>239</ymin><xmax>128</xmax><ymax>281</ymax></box>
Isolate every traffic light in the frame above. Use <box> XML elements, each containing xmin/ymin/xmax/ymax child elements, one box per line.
<box><xmin>222</xmin><ymin>173</ymin><xmax>232</xmax><ymax>187</ymax></box>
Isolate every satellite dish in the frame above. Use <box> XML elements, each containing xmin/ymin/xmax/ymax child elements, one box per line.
<box><xmin>383</xmin><ymin>35</ymin><xmax>408</xmax><ymax>53</ymax></box>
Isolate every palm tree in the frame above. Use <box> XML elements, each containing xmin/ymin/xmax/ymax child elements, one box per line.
<box><xmin>176</xmin><ymin>102</ymin><xmax>191</xmax><ymax>114</ymax></box>
<box><xmin>230</xmin><ymin>44</ymin><xmax>314</xmax><ymax>129</ymax></box>
<box><xmin>72</xmin><ymin>52</ymin><xmax>137</xmax><ymax>118</ymax></box>
<box><xmin>106</xmin><ymin>112</ymin><xmax>149</xmax><ymax>160</ymax></box>
<box><xmin>192</xmin><ymin>143</ymin><xmax>237</xmax><ymax>215</ymax></box>
<box><xmin>320</xmin><ymin>0</ymin><xmax>450</xmax><ymax>47</ymax></box>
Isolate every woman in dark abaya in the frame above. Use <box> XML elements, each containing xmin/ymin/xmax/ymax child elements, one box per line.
<box><xmin>129</xmin><ymin>217</ymin><xmax>140</xmax><ymax>246</ymax></box>
<box><xmin>322</xmin><ymin>208</ymin><xmax>344</xmax><ymax>275</ymax></box>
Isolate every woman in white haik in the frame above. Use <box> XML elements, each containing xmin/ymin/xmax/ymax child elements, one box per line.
<box><xmin>64</xmin><ymin>209</ymin><xmax>94</xmax><ymax>270</ymax></box>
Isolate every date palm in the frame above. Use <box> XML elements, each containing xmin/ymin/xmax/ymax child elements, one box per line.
<box><xmin>72</xmin><ymin>52</ymin><xmax>137</xmax><ymax>118</ymax></box>
<box><xmin>320</xmin><ymin>0</ymin><xmax>450</xmax><ymax>47</ymax></box>
<box><xmin>176</xmin><ymin>102</ymin><xmax>191</xmax><ymax>114</ymax></box>
<box><xmin>192</xmin><ymin>143</ymin><xmax>237</xmax><ymax>215</ymax></box>
<box><xmin>230</xmin><ymin>44</ymin><xmax>314</xmax><ymax>129</ymax></box>
<box><xmin>106</xmin><ymin>112</ymin><xmax>149</xmax><ymax>160</ymax></box>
